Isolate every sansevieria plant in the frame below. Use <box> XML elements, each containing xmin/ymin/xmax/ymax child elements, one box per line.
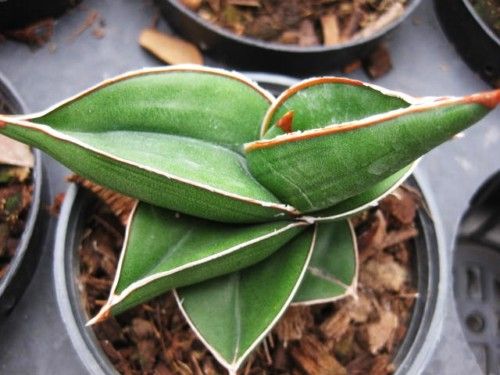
<box><xmin>0</xmin><ymin>65</ymin><xmax>498</xmax><ymax>373</ymax></box>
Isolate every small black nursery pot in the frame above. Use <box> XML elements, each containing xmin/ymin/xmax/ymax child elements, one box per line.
<box><xmin>0</xmin><ymin>73</ymin><xmax>45</xmax><ymax>314</ymax></box>
<box><xmin>157</xmin><ymin>0</ymin><xmax>422</xmax><ymax>74</ymax></box>
<box><xmin>435</xmin><ymin>0</ymin><xmax>500</xmax><ymax>87</ymax></box>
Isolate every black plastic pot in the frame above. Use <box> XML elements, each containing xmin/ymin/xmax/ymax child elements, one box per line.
<box><xmin>52</xmin><ymin>73</ymin><xmax>444</xmax><ymax>374</ymax></box>
<box><xmin>158</xmin><ymin>0</ymin><xmax>422</xmax><ymax>74</ymax></box>
<box><xmin>0</xmin><ymin>0</ymin><xmax>80</xmax><ymax>31</ymax></box>
<box><xmin>435</xmin><ymin>0</ymin><xmax>500</xmax><ymax>87</ymax></box>
<box><xmin>0</xmin><ymin>73</ymin><xmax>45</xmax><ymax>315</ymax></box>
<box><xmin>454</xmin><ymin>171</ymin><xmax>500</xmax><ymax>374</ymax></box>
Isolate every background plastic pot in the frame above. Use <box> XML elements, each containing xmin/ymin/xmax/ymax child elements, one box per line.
<box><xmin>0</xmin><ymin>73</ymin><xmax>45</xmax><ymax>315</ymax></box>
<box><xmin>53</xmin><ymin>72</ymin><xmax>444</xmax><ymax>375</ymax></box>
<box><xmin>454</xmin><ymin>171</ymin><xmax>500</xmax><ymax>374</ymax></box>
<box><xmin>434</xmin><ymin>0</ymin><xmax>500</xmax><ymax>87</ymax></box>
<box><xmin>157</xmin><ymin>0</ymin><xmax>422</xmax><ymax>74</ymax></box>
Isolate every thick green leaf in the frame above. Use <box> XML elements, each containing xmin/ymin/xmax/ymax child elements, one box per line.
<box><xmin>0</xmin><ymin>66</ymin><xmax>300</xmax><ymax>223</ymax></box>
<box><xmin>310</xmin><ymin>163</ymin><xmax>415</xmax><ymax>222</ymax></box>
<box><xmin>261</xmin><ymin>77</ymin><xmax>412</xmax><ymax>139</ymax></box>
<box><xmin>88</xmin><ymin>202</ymin><xmax>307</xmax><ymax>323</ymax></box>
<box><xmin>246</xmin><ymin>91</ymin><xmax>499</xmax><ymax>212</ymax></box>
<box><xmin>175</xmin><ymin>227</ymin><xmax>316</xmax><ymax>373</ymax></box>
<box><xmin>42</xmin><ymin>66</ymin><xmax>274</xmax><ymax>150</ymax></box>
<box><xmin>293</xmin><ymin>220</ymin><xmax>357</xmax><ymax>305</ymax></box>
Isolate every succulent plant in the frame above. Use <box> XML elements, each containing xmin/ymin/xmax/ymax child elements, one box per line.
<box><xmin>0</xmin><ymin>65</ymin><xmax>498</xmax><ymax>373</ymax></box>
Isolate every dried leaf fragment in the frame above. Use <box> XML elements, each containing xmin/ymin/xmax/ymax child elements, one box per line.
<box><xmin>4</xmin><ymin>18</ymin><xmax>54</xmax><ymax>46</ymax></box>
<box><xmin>139</xmin><ymin>28</ymin><xmax>203</xmax><ymax>65</ymax></box>
<box><xmin>363</xmin><ymin>44</ymin><xmax>392</xmax><ymax>79</ymax></box>
<box><xmin>0</xmin><ymin>135</ymin><xmax>34</xmax><ymax>168</ymax></box>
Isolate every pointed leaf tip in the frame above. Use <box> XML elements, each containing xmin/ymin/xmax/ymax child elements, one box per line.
<box><xmin>86</xmin><ymin>303</ymin><xmax>112</xmax><ymax>326</ymax></box>
<box><xmin>463</xmin><ymin>89</ymin><xmax>500</xmax><ymax>109</ymax></box>
<box><xmin>277</xmin><ymin>111</ymin><xmax>294</xmax><ymax>133</ymax></box>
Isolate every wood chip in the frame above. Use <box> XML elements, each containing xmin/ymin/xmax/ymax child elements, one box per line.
<box><xmin>298</xmin><ymin>19</ymin><xmax>319</xmax><ymax>47</ymax></box>
<box><xmin>180</xmin><ymin>0</ymin><xmax>203</xmax><ymax>11</ymax></box>
<box><xmin>360</xmin><ymin>256</ymin><xmax>408</xmax><ymax>293</ymax></box>
<box><xmin>380</xmin><ymin>188</ymin><xmax>418</xmax><ymax>225</ymax></box>
<box><xmin>130</xmin><ymin>318</ymin><xmax>160</xmax><ymax>341</ymax></box>
<box><xmin>370</xmin><ymin>354</ymin><xmax>395</xmax><ymax>375</ymax></box>
<box><xmin>291</xmin><ymin>335</ymin><xmax>347</xmax><ymax>375</ymax></box>
<box><xmin>333</xmin><ymin>328</ymin><xmax>355</xmax><ymax>363</ymax></box>
<box><xmin>227</xmin><ymin>0</ymin><xmax>261</xmax><ymax>7</ymax></box>
<box><xmin>363</xmin><ymin>309</ymin><xmax>398</xmax><ymax>354</ymax></box>
<box><xmin>358</xmin><ymin>210</ymin><xmax>387</xmax><ymax>261</ymax></box>
<box><xmin>0</xmin><ymin>135</ymin><xmax>34</xmax><ymax>168</ymax></box>
<box><xmin>340</xmin><ymin>4</ymin><xmax>363</xmax><ymax>40</ymax></box>
<box><xmin>363</xmin><ymin>43</ymin><xmax>392</xmax><ymax>79</ymax></box>
<box><xmin>139</xmin><ymin>28</ymin><xmax>203</xmax><ymax>65</ymax></box>
<box><xmin>343</xmin><ymin>293</ymin><xmax>373</xmax><ymax>323</ymax></box>
<box><xmin>320</xmin><ymin>309</ymin><xmax>351</xmax><ymax>342</ymax></box>
<box><xmin>321</xmin><ymin>14</ymin><xmax>341</xmax><ymax>45</ymax></box>
<box><xmin>275</xmin><ymin>306</ymin><xmax>313</xmax><ymax>344</ymax></box>
<box><xmin>382</xmin><ymin>226</ymin><xmax>418</xmax><ymax>250</ymax></box>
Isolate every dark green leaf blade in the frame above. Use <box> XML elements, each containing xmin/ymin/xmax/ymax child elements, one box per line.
<box><xmin>88</xmin><ymin>202</ymin><xmax>307</xmax><ymax>323</ymax></box>
<box><xmin>309</xmin><ymin>163</ymin><xmax>415</xmax><ymax>222</ymax></box>
<box><xmin>246</xmin><ymin>90</ymin><xmax>500</xmax><ymax>213</ymax></box>
<box><xmin>41</xmin><ymin>66</ymin><xmax>274</xmax><ymax>150</ymax></box>
<box><xmin>175</xmin><ymin>227</ymin><xmax>316</xmax><ymax>373</ymax></box>
<box><xmin>261</xmin><ymin>77</ymin><xmax>412</xmax><ymax>139</ymax></box>
<box><xmin>293</xmin><ymin>220</ymin><xmax>357</xmax><ymax>305</ymax></box>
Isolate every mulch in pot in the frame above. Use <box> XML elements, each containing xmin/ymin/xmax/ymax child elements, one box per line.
<box><xmin>179</xmin><ymin>0</ymin><xmax>409</xmax><ymax>47</ymax></box>
<box><xmin>0</xmin><ymin>163</ymin><xmax>33</xmax><ymax>281</ymax></box>
<box><xmin>78</xmin><ymin>181</ymin><xmax>420</xmax><ymax>375</ymax></box>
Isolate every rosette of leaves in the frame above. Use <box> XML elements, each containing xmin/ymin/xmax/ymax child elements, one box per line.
<box><xmin>0</xmin><ymin>65</ymin><xmax>498</xmax><ymax>373</ymax></box>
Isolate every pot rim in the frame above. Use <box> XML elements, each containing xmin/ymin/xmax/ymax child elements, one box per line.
<box><xmin>162</xmin><ymin>0</ymin><xmax>422</xmax><ymax>53</ymax></box>
<box><xmin>462</xmin><ymin>0</ymin><xmax>500</xmax><ymax>46</ymax></box>
<box><xmin>0</xmin><ymin>72</ymin><xmax>44</xmax><ymax>313</ymax></box>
